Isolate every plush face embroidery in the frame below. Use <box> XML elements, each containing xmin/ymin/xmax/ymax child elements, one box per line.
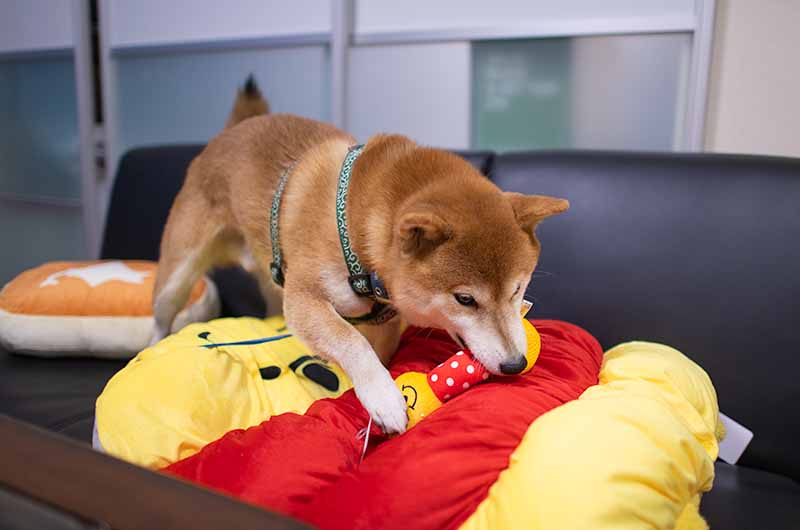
<box><xmin>196</xmin><ymin>330</ymin><xmax>341</xmax><ymax>392</ymax></box>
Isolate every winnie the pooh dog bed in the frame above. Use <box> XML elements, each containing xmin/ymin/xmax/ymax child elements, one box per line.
<box><xmin>96</xmin><ymin>316</ymin><xmax>722</xmax><ymax>530</ymax></box>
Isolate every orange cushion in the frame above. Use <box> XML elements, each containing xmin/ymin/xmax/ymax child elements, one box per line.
<box><xmin>0</xmin><ymin>260</ymin><xmax>205</xmax><ymax>316</ymax></box>
<box><xmin>0</xmin><ymin>260</ymin><xmax>219</xmax><ymax>358</ymax></box>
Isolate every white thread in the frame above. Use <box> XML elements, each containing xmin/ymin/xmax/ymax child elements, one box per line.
<box><xmin>356</xmin><ymin>417</ymin><xmax>373</xmax><ymax>464</ymax></box>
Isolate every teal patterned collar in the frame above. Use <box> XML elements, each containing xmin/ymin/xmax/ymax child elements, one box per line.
<box><xmin>335</xmin><ymin>145</ymin><xmax>397</xmax><ymax>325</ymax></box>
<box><xmin>269</xmin><ymin>145</ymin><xmax>396</xmax><ymax>325</ymax></box>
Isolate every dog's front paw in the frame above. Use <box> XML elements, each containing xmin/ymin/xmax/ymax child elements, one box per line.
<box><xmin>355</xmin><ymin>373</ymin><xmax>408</xmax><ymax>434</ymax></box>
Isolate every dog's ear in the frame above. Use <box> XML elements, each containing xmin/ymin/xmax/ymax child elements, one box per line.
<box><xmin>504</xmin><ymin>192</ymin><xmax>569</xmax><ymax>234</ymax></box>
<box><xmin>396</xmin><ymin>210</ymin><xmax>451</xmax><ymax>255</ymax></box>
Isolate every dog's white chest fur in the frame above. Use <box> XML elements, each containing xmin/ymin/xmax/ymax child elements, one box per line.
<box><xmin>320</xmin><ymin>265</ymin><xmax>374</xmax><ymax>318</ymax></box>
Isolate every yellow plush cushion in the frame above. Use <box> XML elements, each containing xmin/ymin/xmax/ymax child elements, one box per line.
<box><xmin>0</xmin><ymin>260</ymin><xmax>218</xmax><ymax>358</ymax></box>
<box><xmin>459</xmin><ymin>341</ymin><xmax>721</xmax><ymax>530</ymax></box>
<box><xmin>95</xmin><ymin>316</ymin><xmax>351</xmax><ymax>469</ymax></box>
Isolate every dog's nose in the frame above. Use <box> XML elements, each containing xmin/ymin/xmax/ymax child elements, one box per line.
<box><xmin>499</xmin><ymin>356</ymin><xmax>527</xmax><ymax>375</ymax></box>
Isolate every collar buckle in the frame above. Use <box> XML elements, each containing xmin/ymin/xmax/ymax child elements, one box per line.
<box><xmin>348</xmin><ymin>271</ymin><xmax>391</xmax><ymax>303</ymax></box>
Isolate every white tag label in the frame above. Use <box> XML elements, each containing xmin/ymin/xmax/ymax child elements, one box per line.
<box><xmin>717</xmin><ymin>412</ymin><xmax>754</xmax><ymax>464</ymax></box>
<box><xmin>520</xmin><ymin>299</ymin><xmax>533</xmax><ymax>317</ymax></box>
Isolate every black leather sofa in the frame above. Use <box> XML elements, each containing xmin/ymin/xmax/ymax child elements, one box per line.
<box><xmin>2</xmin><ymin>145</ymin><xmax>799</xmax><ymax>528</ymax></box>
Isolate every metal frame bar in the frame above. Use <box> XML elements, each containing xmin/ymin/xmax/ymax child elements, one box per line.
<box><xmin>0</xmin><ymin>192</ymin><xmax>82</xmax><ymax>209</ymax></box>
<box><xmin>684</xmin><ymin>0</ymin><xmax>717</xmax><ymax>151</ymax></box>
<box><xmin>72</xmin><ymin>0</ymin><xmax>99</xmax><ymax>257</ymax></box>
<box><xmin>111</xmin><ymin>32</ymin><xmax>330</xmax><ymax>57</ymax></box>
<box><xmin>330</xmin><ymin>0</ymin><xmax>353</xmax><ymax>128</ymax></box>
<box><xmin>352</xmin><ymin>14</ymin><xmax>695</xmax><ymax>46</ymax></box>
<box><xmin>97</xmin><ymin>0</ymin><xmax>118</xmax><ymax>242</ymax></box>
<box><xmin>0</xmin><ymin>47</ymin><xmax>72</xmax><ymax>62</ymax></box>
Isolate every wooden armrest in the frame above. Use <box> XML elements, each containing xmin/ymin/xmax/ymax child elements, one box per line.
<box><xmin>0</xmin><ymin>415</ymin><xmax>312</xmax><ymax>530</ymax></box>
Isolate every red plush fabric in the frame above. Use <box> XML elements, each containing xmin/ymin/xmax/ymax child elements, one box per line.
<box><xmin>164</xmin><ymin>320</ymin><xmax>602</xmax><ymax>530</ymax></box>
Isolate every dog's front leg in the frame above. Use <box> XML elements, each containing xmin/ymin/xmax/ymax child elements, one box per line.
<box><xmin>283</xmin><ymin>283</ymin><xmax>408</xmax><ymax>434</ymax></box>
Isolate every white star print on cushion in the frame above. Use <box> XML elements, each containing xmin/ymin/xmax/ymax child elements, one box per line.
<box><xmin>40</xmin><ymin>261</ymin><xmax>151</xmax><ymax>288</ymax></box>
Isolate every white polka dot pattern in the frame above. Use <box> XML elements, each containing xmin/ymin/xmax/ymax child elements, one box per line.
<box><xmin>427</xmin><ymin>347</ymin><xmax>489</xmax><ymax>402</ymax></box>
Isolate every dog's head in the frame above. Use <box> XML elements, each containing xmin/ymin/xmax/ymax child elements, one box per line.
<box><xmin>384</xmin><ymin>150</ymin><xmax>568</xmax><ymax>374</ymax></box>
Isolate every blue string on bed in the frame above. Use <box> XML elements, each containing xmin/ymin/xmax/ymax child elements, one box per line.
<box><xmin>201</xmin><ymin>333</ymin><xmax>294</xmax><ymax>348</ymax></box>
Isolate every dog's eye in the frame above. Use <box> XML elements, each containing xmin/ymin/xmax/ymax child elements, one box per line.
<box><xmin>454</xmin><ymin>293</ymin><xmax>477</xmax><ymax>308</ymax></box>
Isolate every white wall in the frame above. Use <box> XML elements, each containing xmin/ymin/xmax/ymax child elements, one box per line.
<box><xmin>108</xmin><ymin>0</ymin><xmax>330</xmax><ymax>48</ymax></box>
<box><xmin>704</xmin><ymin>1</ymin><xmax>800</xmax><ymax>157</ymax></box>
<box><xmin>571</xmin><ymin>33</ymin><xmax>691</xmax><ymax>150</ymax></box>
<box><xmin>347</xmin><ymin>43</ymin><xmax>471</xmax><ymax>149</ymax></box>
<box><xmin>0</xmin><ymin>0</ymin><xmax>74</xmax><ymax>54</ymax></box>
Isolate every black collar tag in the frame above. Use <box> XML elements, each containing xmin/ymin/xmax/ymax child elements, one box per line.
<box><xmin>348</xmin><ymin>271</ymin><xmax>391</xmax><ymax>304</ymax></box>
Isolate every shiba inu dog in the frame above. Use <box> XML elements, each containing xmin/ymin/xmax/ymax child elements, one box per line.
<box><xmin>152</xmin><ymin>78</ymin><xmax>568</xmax><ymax>433</ymax></box>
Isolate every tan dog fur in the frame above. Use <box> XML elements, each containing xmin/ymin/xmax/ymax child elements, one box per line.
<box><xmin>152</xmin><ymin>83</ymin><xmax>568</xmax><ymax>433</ymax></box>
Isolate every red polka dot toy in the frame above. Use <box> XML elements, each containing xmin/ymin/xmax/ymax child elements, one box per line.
<box><xmin>396</xmin><ymin>317</ymin><xmax>540</xmax><ymax>429</ymax></box>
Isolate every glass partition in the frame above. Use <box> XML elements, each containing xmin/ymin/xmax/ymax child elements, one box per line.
<box><xmin>112</xmin><ymin>45</ymin><xmax>330</xmax><ymax>163</ymax></box>
<box><xmin>472</xmin><ymin>33</ymin><xmax>691</xmax><ymax>151</ymax></box>
<box><xmin>0</xmin><ymin>54</ymin><xmax>85</xmax><ymax>284</ymax></box>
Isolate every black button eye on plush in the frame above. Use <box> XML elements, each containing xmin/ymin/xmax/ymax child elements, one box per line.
<box><xmin>454</xmin><ymin>293</ymin><xmax>477</xmax><ymax>308</ymax></box>
<box><xmin>289</xmin><ymin>355</ymin><xmax>341</xmax><ymax>392</ymax></box>
<box><xmin>259</xmin><ymin>365</ymin><xmax>281</xmax><ymax>380</ymax></box>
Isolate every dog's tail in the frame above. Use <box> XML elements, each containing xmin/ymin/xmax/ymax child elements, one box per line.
<box><xmin>225</xmin><ymin>74</ymin><xmax>270</xmax><ymax>128</ymax></box>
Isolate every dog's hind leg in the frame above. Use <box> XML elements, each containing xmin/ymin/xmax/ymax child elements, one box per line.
<box><xmin>152</xmin><ymin>251</ymin><xmax>203</xmax><ymax>344</ymax></box>
<box><xmin>152</xmin><ymin>199</ymin><xmax>237</xmax><ymax>344</ymax></box>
